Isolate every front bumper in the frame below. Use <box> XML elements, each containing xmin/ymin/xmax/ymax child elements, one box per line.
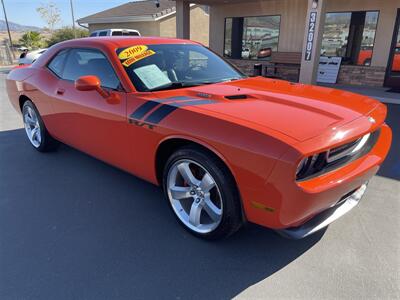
<box><xmin>277</xmin><ymin>183</ymin><xmax>368</xmax><ymax>239</ymax></box>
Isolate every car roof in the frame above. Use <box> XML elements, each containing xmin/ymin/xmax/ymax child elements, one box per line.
<box><xmin>58</xmin><ymin>36</ymin><xmax>200</xmax><ymax>49</ymax></box>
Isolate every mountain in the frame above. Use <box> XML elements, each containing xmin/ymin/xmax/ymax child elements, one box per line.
<box><xmin>0</xmin><ymin>20</ymin><xmax>42</xmax><ymax>32</ymax></box>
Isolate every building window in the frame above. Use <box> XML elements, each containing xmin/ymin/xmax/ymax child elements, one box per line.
<box><xmin>322</xmin><ymin>11</ymin><xmax>379</xmax><ymax>66</ymax></box>
<box><xmin>224</xmin><ymin>15</ymin><xmax>281</xmax><ymax>60</ymax></box>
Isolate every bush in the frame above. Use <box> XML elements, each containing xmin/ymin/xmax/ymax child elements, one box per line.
<box><xmin>46</xmin><ymin>27</ymin><xmax>89</xmax><ymax>47</ymax></box>
<box><xmin>19</xmin><ymin>31</ymin><xmax>45</xmax><ymax>49</ymax></box>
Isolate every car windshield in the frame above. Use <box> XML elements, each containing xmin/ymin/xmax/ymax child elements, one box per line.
<box><xmin>116</xmin><ymin>44</ymin><xmax>246</xmax><ymax>92</ymax></box>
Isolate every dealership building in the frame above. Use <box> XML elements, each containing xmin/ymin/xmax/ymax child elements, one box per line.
<box><xmin>171</xmin><ymin>0</ymin><xmax>400</xmax><ymax>89</ymax></box>
<box><xmin>80</xmin><ymin>0</ymin><xmax>400</xmax><ymax>89</ymax></box>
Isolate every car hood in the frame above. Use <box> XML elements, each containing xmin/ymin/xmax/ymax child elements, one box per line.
<box><xmin>159</xmin><ymin>77</ymin><xmax>381</xmax><ymax>142</ymax></box>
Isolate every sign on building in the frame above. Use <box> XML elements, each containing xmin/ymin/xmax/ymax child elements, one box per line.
<box><xmin>317</xmin><ymin>56</ymin><xmax>343</xmax><ymax>84</ymax></box>
<box><xmin>305</xmin><ymin>11</ymin><xmax>317</xmax><ymax>61</ymax></box>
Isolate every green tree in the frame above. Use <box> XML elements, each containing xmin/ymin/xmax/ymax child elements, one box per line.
<box><xmin>19</xmin><ymin>31</ymin><xmax>43</xmax><ymax>49</ymax></box>
<box><xmin>36</xmin><ymin>1</ymin><xmax>61</xmax><ymax>32</ymax></box>
<box><xmin>46</xmin><ymin>27</ymin><xmax>89</xmax><ymax>47</ymax></box>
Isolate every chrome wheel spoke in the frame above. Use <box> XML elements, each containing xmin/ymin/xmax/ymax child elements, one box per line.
<box><xmin>25</xmin><ymin>115</ymin><xmax>36</xmax><ymax>126</ymax></box>
<box><xmin>170</xmin><ymin>186</ymin><xmax>192</xmax><ymax>200</ymax></box>
<box><xmin>177</xmin><ymin>162</ymin><xmax>200</xmax><ymax>186</ymax></box>
<box><xmin>189</xmin><ymin>201</ymin><xmax>203</xmax><ymax>226</ymax></box>
<box><xmin>200</xmin><ymin>173</ymin><xmax>215</xmax><ymax>193</ymax></box>
<box><xmin>203</xmin><ymin>196</ymin><xmax>222</xmax><ymax>222</ymax></box>
<box><xmin>31</xmin><ymin>127</ymin><xmax>39</xmax><ymax>141</ymax></box>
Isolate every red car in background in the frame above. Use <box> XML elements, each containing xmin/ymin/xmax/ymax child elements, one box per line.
<box><xmin>358</xmin><ymin>44</ymin><xmax>400</xmax><ymax>70</ymax></box>
<box><xmin>6</xmin><ymin>37</ymin><xmax>392</xmax><ymax>240</ymax></box>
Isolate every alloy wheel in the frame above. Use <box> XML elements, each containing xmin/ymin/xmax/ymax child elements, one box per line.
<box><xmin>167</xmin><ymin>159</ymin><xmax>223</xmax><ymax>234</ymax></box>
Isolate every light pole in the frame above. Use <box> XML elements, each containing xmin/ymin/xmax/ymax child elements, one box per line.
<box><xmin>70</xmin><ymin>0</ymin><xmax>76</xmax><ymax>38</ymax></box>
<box><xmin>1</xmin><ymin>0</ymin><xmax>14</xmax><ymax>58</ymax></box>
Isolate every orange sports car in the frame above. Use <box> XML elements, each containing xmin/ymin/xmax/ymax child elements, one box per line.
<box><xmin>6</xmin><ymin>37</ymin><xmax>392</xmax><ymax>239</ymax></box>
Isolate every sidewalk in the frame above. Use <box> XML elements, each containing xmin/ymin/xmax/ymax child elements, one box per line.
<box><xmin>319</xmin><ymin>83</ymin><xmax>399</xmax><ymax>105</ymax></box>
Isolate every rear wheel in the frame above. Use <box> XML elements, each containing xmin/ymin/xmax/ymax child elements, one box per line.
<box><xmin>163</xmin><ymin>146</ymin><xmax>243</xmax><ymax>239</ymax></box>
<box><xmin>22</xmin><ymin>100</ymin><xmax>59</xmax><ymax>152</ymax></box>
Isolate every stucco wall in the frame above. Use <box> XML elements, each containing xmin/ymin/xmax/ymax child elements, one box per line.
<box><xmin>159</xmin><ymin>6</ymin><xmax>209</xmax><ymax>46</ymax></box>
<box><xmin>87</xmin><ymin>6</ymin><xmax>209</xmax><ymax>46</ymax></box>
<box><xmin>88</xmin><ymin>22</ymin><xmax>160</xmax><ymax>37</ymax></box>
<box><xmin>209</xmin><ymin>0</ymin><xmax>400</xmax><ymax>68</ymax></box>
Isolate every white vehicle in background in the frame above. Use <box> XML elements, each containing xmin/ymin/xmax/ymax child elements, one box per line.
<box><xmin>89</xmin><ymin>29</ymin><xmax>141</xmax><ymax>37</ymax></box>
<box><xmin>18</xmin><ymin>48</ymin><xmax>48</xmax><ymax>65</ymax></box>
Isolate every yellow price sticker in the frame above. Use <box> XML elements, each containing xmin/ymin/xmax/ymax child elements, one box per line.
<box><xmin>118</xmin><ymin>45</ymin><xmax>148</xmax><ymax>60</ymax></box>
<box><xmin>121</xmin><ymin>49</ymin><xmax>156</xmax><ymax>67</ymax></box>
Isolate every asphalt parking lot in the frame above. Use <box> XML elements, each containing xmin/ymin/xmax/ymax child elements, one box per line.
<box><xmin>0</xmin><ymin>70</ymin><xmax>399</xmax><ymax>300</ymax></box>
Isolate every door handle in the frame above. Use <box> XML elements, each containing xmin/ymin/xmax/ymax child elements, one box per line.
<box><xmin>56</xmin><ymin>88</ymin><xmax>65</xmax><ymax>95</ymax></box>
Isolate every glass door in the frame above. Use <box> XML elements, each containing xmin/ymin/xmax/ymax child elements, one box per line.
<box><xmin>385</xmin><ymin>9</ymin><xmax>400</xmax><ymax>89</ymax></box>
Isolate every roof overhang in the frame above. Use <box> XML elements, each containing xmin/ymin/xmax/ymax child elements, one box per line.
<box><xmin>78</xmin><ymin>3</ymin><xmax>197</xmax><ymax>25</ymax></box>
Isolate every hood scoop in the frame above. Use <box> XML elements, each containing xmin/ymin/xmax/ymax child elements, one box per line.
<box><xmin>225</xmin><ymin>94</ymin><xmax>248</xmax><ymax>100</ymax></box>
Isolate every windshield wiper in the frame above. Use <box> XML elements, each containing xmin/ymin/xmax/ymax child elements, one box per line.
<box><xmin>149</xmin><ymin>78</ymin><xmax>243</xmax><ymax>92</ymax></box>
<box><xmin>150</xmin><ymin>81</ymin><xmax>208</xmax><ymax>92</ymax></box>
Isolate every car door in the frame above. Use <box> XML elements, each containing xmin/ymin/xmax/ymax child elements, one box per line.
<box><xmin>47</xmin><ymin>48</ymin><xmax>131</xmax><ymax>170</ymax></box>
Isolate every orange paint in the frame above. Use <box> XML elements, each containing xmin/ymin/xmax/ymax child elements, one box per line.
<box><xmin>6</xmin><ymin>37</ymin><xmax>392</xmax><ymax>230</ymax></box>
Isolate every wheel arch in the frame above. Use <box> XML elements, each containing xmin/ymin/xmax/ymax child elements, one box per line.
<box><xmin>155</xmin><ymin>136</ymin><xmax>246</xmax><ymax>222</ymax></box>
<box><xmin>155</xmin><ymin>136</ymin><xmax>235</xmax><ymax>185</ymax></box>
<box><xmin>18</xmin><ymin>94</ymin><xmax>31</xmax><ymax>111</ymax></box>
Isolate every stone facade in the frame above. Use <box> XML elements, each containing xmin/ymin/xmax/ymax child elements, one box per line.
<box><xmin>336</xmin><ymin>65</ymin><xmax>386</xmax><ymax>87</ymax></box>
<box><xmin>227</xmin><ymin>58</ymin><xmax>387</xmax><ymax>86</ymax></box>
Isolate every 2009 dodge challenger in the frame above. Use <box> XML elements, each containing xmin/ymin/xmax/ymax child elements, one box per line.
<box><xmin>6</xmin><ymin>37</ymin><xmax>392</xmax><ymax>239</ymax></box>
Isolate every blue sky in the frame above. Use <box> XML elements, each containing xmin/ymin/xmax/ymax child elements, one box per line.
<box><xmin>2</xmin><ymin>0</ymin><xmax>134</xmax><ymax>28</ymax></box>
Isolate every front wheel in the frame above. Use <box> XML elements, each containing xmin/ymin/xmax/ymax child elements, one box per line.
<box><xmin>163</xmin><ymin>146</ymin><xmax>243</xmax><ymax>239</ymax></box>
<box><xmin>22</xmin><ymin>100</ymin><xmax>59</xmax><ymax>152</ymax></box>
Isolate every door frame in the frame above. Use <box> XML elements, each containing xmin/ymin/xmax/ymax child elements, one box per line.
<box><xmin>384</xmin><ymin>8</ymin><xmax>400</xmax><ymax>88</ymax></box>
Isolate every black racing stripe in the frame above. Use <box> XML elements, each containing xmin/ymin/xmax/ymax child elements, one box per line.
<box><xmin>145</xmin><ymin>105</ymin><xmax>179</xmax><ymax>124</ymax></box>
<box><xmin>130</xmin><ymin>101</ymin><xmax>160</xmax><ymax>120</ymax></box>
<box><xmin>144</xmin><ymin>100</ymin><xmax>216</xmax><ymax>124</ymax></box>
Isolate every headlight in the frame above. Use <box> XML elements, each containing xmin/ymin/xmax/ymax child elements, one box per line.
<box><xmin>296</xmin><ymin>132</ymin><xmax>377</xmax><ymax>181</ymax></box>
<box><xmin>296</xmin><ymin>154</ymin><xmax>323</xmax><ymax>179</ymax></box>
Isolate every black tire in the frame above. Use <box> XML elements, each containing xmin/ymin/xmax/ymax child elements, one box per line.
<box><xmin>22</xmin><ymin>100</ymin><xmax>59</xmax><ymax>152</ymax></box>
<box><xmin>163</xmin><ymin>145</ymin><xmax>243</xmax><ymax>240</ymax></box>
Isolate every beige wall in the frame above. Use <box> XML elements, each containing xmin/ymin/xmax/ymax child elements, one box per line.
<box><xmin>88</xmin><ymin>6</ymin><xmax>209</xmax><ymax>46</ymax></box>
<box><xmin>209</xmin><ymin>0</ymin><xmax>400</xmax><ymax>68</ymax></box>
<box><xmin>159</xmin><ymin>6</ymin><xmax>210</xmax><ymax>46</ymax></box>
<box><xmin>88</xmin><ymin>22</ymin><xmax>160</xmax><ymax>36</ymax></box>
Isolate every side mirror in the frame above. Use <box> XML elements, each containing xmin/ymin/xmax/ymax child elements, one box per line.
<box><xmin>75</xmin><ymin>75</ymin><xmax>109</xmax><ymax>98</ymax></box>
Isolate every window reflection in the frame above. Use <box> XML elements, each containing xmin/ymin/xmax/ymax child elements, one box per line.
<box><xmin>224</xmin><ymin>15</ymin><xmax>280</xmax><ymax>60</ymax></box>
<box><xmin>391</xmin><ymin>26</ymin><xmax>400</xmax><ymax>72</ymax></box>
<box><xmin>322</xmin><ymin>11</ymin><xmax>379</xmax><ymax>66</ymax></box>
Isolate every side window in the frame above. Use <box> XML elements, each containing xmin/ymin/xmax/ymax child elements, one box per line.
<box><xmin>124</xmin><ymin>31</ymin><xmax>139</xmax><ymax>36</ymax></box>
<box><xmin>47</xmin><ymin>49</ymin><xmax>69</xmax><ymax>77</ymax></box>
<box><xmin>112</xmin><ymin>31</ymin><xmax>122</xmax><ymax>36</ymax></box>
<box><xmin>89</xmin><ymin>32</ymin><xmax>97</xmax><ymax>37</ymax></box>
<box><xmin>99</xmin><ymin>31</ymin><xmax>108</xmax><ymax>36</ymax></box>
<box><xmin>62</xmin><ymin>49</ymin><xmax>120</xmax><ymax>90</ymax></box>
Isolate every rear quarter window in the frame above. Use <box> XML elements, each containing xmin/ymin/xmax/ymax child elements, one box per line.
<box><xmin>47</xmin><ymin>49</ymin><xmax>69</xmax><ymax>77</ymax></box>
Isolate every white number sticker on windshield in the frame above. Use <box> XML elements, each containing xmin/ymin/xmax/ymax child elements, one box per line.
<box><xmin>133</xmin><ymin>64</ymin><xmax>171</xmax><ymax>90</ymax></box>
